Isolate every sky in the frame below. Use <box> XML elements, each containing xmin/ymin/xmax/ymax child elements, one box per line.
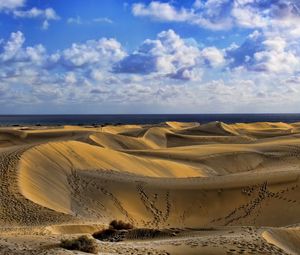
<box><xmin>0</xmin><ymin>0</ymin><xmax>300</xmax><ymax>114</ymax></box>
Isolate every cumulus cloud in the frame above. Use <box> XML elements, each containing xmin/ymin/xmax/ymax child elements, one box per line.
<box><xmin>132</xmin><ymin>0</ymin><xmax>300</xmax><ymax>33</ymax></box>
<box><xmin>0</xmin><ymin>31</ymin><xmax>50</xmax><ymax>66</ymax></box>
<box><xmin>253</xmin><ymin>38</ymin><xmax>299</xmax><ymax>73</ymax></box>
<box><xmin>0</xmin><ymin>0</ymin><xmax>60</xmax><ymax>30</ymax></box>
<box><xmin>13</xmin><ymin>7</ymin><xmax>59</xmax><ymax>19</ymax></box>
<box><xmin>61</xmin><ymin>38</ymin><xmax>125</xmax><ymax>68</ymax></box>
<box><xmin>90</xmin><ymin>69</ymin><xmax>104</xmax><ymax>81</ymax></box>
<box><xmin>13</xmin><ymin>7</ymin><xmax>60</xmax><ymax>29</ymax></box>
<box><xmin>0</xmin><ymin>29</ymin><xmax>300</xmax><ymax>113</ymax></box>
<box><xmin>132</xmin><ymin>2</ymin><xmax>191</xmax><ymax>22</ymax></box>
<box><xmin>0</xmin><ymin>0</ymin><xmax>24</xmax><ymax>11</ymax></box>
<box><xmin>65</xmin><ymin>72</ymin><xmax>77</xmax><ymax>84</ymax></box>
<box><xmin>227</xmin><ymin>30</ymin><xmax>300</xmax><ymax>74</ymax></box>
<box><xmin>132</xmin><ymin>1</ymin><xmax>232</xmax><ymax>30</ymax></box>
<box><xmin>231</xmin><ymin>1</ymin><xmax>267</xmax><ymax>28</ymax></box>
<box><xmin>0</xmin><ymin>31</ymin><xmax>126</xmax><ymax>76</ymax></box>
<box><xmin>115</xmin><ymin>29</ymin><xmax>225</xmax><ymax>81</ymax></box>
<box><xmin>201</xmin><ymin>47</ymin><xmax>225</xmax><ymax>67</ymax></box>
<box><xmin>0</xmin><ymin>31</ymin><xmax>130</xmax><ymax>108</ymax></box>
<box><xmin>169</xmin><ymin>67</ymin><xmax>203</xmax><ymax>81</ymax></box>
<box><xmin>0</xmin><ymin>31</ymin><xmax>25</xmax><ymax>62</ymax></box>
<box><xmin>114</xmin><ymin>29</ymin><xmax>226</xmax><ymax>81</ymax></box>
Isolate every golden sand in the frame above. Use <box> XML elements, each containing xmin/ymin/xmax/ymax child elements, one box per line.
<box><xmin>0</xmin><ymin>121</ymin><xmax>300</xmax><ymax>254</ymax></box>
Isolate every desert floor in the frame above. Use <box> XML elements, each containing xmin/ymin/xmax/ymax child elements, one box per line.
<box><xmin>0</xmin><ymin>121</ymin><xmax>300</xmax><ymax>254</ymax></box>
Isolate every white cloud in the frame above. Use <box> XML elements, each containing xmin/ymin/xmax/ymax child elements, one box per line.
<box><xmin>90</xmin><ymin>69</ymin><xmax>103</xmax><ymax>81</ymax></box>
<box><xmin>65</xmin><ymin>72</ymin><xmax>77</xmax><ymax>84</ymax></box>
<box><xmin>132</xmin><ymin>1</ymin><xmax>232</xmax><ymax>30</ymax></box>
<box><xmin>1</xmin><ymin>29</ymin><xmax>300</xmax><ymax>113</ymax></box>
<box><xmin>132</xmin><ymin>2</ymin><xmax>191</xmax><ymax>22</ymax></box>
<box><xmin>114</xmin><ymin>29</ymin><xmax>226</xmax><ymax>81</ymax></box>
<box><xmin>1</xmin><ymin>31</ymin><xmax>25</xmax><ymax>62</ymax></box>
<box><xmin>67</xmin><ymin>16</ymin><xmax>82</xmax><ymax>25</ymax></box>
<box><xmin>44</xmin><ymin>8</ymin><xmax>59</xmax><ymax>20</ymax></box>
<box><xmin>227</xmin><ymin>31</ymin><xmax>300</xmax><ymax>74</ymax></box>
<box><xmin>13</xmin><ymin>7</ymin><xmax>59</xmax><ymax>30</ymax></box>
<box><xmin>169</xmin><ymin>67</ymin><xmax>203</xmax><ymax>81</ymax></box>
<box><xmin>114</xmin><ymin>29</ymin><xmax>204</xmax><ymax>80</ymax></box>
<box><xmin>93</xmin><ymin>17</ymin><xmax>113</xmax><ymax>24</ymax></box>
<box><xmin>61</xmin><ymin>38</ymin><xmax>125</xmax><ymax>68</ymax></box>
<box><xmin>253</xmin><ymin>46</ymin><xmax>299</xmax><ymax>74</ymax></box>
<box><xmin>67</xmin><ymin>16</ymin><xmax>113</xmax><ymax>25</ymax></box>
<box><xmin>231</xmin><ymin>2</ymin><xmax>267</xmax><ymax>28</ymax></box>
<box><xmin>193</xmin><ymin>0</ymin><xmax>203</xmax><ymax>9</ymax></box>
<box><xmin>25</xmin><ymin>44</ymin><xmax>47</xmax><ymax>64</ymax></box>
<box><xmin>42</xmin><ymin>20</ymin><xmax>49</xmax><ymax>30</ymax></box>
<box><xmin>0</xmin><ymin>31</ymin><xmax>50</xmax><ymax>66</ymax></box>
<box><xmin>13</xmin><ymin>7</ymin><xmax>59</xmax><ymax>20</ymax></box>
<box><xmin>201</xmin><ymin>47</ymin><xmax>225</xmax><ymax>67</ymax></box>
<box><xmin>131</xmin><ymin>0</ymin><xmax>300</xmax><ymax>34</ymax></box>
<box><xmin>0</xmin><ymin>0</ymin><xmax>24</xmax><ymax>11</ymax></box>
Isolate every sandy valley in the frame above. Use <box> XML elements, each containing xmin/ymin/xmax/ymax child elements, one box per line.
<box><xmin>0</xmin><ymin>121</ymin><xmax>300</xmax><ymax>254</ymax></box>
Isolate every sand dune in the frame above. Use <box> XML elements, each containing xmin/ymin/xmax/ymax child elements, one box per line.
<box><xmin>262</xmin><ymin>227</ymin><xmax>300</xmax><ymax>255</ymax></box>
<box><xmin>0</xmin><ymin>122</ymin><xmax>300</xmax><ymax>254</ymax></box>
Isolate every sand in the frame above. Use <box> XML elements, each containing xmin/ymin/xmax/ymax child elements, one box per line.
<box><xmin>0</xmin><ymin>121</ymin><xmax>300</xmax><ymax>254</ymax></box>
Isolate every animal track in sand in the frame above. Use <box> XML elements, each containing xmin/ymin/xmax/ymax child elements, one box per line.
<box><xmin>0</xmin><ymin>147</ymin><xmax>72</xmax><ymax>226</ymax></box>
<box><xmin>211</xmin><ymin>181</ymin><xmax>300</xmax><ymax>226</ymax></box>
<box><xmin>136</xmin><ymin>183</ymin><xmax>171</xmax><ymax>227</ymax></box>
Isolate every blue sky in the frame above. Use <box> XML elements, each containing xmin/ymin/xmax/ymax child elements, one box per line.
<box><xmin>0</xmin><ymin>0</ymin><xmax>300</xmax><ymax>113</ymax></box>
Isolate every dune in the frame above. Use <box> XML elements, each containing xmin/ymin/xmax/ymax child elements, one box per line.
<box><xmin>18</xmin><ymin>140</ymin><xmax>208</xmax><ymax>214</ymax></box>
<box><xmin>45</xmin><ymin>224</ymin><xmax>104</xmax><ymax>235</ymax></box>
<box><xmin>0</xmin><ymin>121</ymin><xmax>300</xmax><ymax>254</ymax></box>
<box><xmin>178</xmin><ymin>121</ymin><xmax>239</xmax><ymax>136</ymax></box>
<box><xmin>102</xmin><ymin>124</ymin><xmax>144</xmax><ymax>135</ymax></box>
<box><xmin>229</xmin><ymin>122</ymin><xmax>295</xmax><ymax>138</ymax></box>
<box><xmin>165</xmin><ymin>121</ymin><xmax>200</xmax><ymax>129</ymax></box>
<box><xmin>89</xmin><ymin>132</ymin><xmax>151</xmax><ymax>150</ymax></box>
<box><xmin>262</xmin><ymin>227</ymin><xmax>300</xmax><ymax>255</ymax></box>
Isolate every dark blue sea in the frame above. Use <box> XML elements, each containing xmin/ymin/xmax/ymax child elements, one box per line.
<box><xmin>1</xmin><ymin>114</ymin><xmax>300</xmax><ymax>126</ymax></box>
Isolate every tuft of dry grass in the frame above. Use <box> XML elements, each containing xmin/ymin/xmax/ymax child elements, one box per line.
<box><xmin>109</xmin><ymin>220</ymin><xmax>134</xmax><ymax>230</ymax></box>
<box><xmin>92</xmin><ymin>228</ymin><xmax>118</xmax><ymax>241</ymax></box>
<box><xmin>92</xmin><ymin>220</ymin><xmax>134</xmax><ymax>242</ymax></box>
<box><xmin>92</xmin><ymin>220</ymin><xmax>176</xmax><ymax>242</ymax></box>
<box><xmin>60</xmin><ymin>235</ymin><xmax>99</xmax><ymax>254</ymax></box>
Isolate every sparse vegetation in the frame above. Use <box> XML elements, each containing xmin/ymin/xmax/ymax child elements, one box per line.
<box><xmin>126</xmin><ymin>228</ymin><xmax>175</xmax><ymax>239</ymax></box>
<box><xmin>92</xmin><ymin>220</ymin><xmax>176</xmax><ymax>242</ymax></box>
<box><xmin>92</xmin><ymin>220</ymin><xmax>134</xmax><ymax>242</ymax></box>
<box><xmin>60</xmin><ymin>235</ymin><xmax>100</xmax><ymax>254</ymax></box>
<box><xmin>109</xmin><ymin>220</ymin><xmax>134</xmax><ymax>230</ymax></box>
<box><xmin>92</xmin><ymin>228</ymin><xmax>118</xmax><ymax>241</ymax></box>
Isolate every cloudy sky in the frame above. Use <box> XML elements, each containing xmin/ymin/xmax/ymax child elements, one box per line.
<box><xmin>0</xmin><ymin>0</ymin><xmax>300</xmax><ymax>113</ymax></box>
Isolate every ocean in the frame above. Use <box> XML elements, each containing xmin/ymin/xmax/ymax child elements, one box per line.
<box><xmin>0</xmin><ymin>114</ymin><xmax>300</xmax><ymax>126</ymax></box>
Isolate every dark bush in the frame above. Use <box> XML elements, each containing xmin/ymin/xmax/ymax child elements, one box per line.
<box><xmin>126</xmin><ymin>228</ymin><xmax>166</xmax><ymax>239</ymax></box>
<box><xmin>92</xmin><ymin>228</ymin><xmax>117</xmax><ymax>240</ymax></box>
<box><xmin>109</xmin><ymin>220</ymin><xmax>133</xmax><ymax>230</ymax></box>
<box><xmin>60</xmin><ymin>235</ymin><xmax>99</xmax><ymax>254</ymax></box>
<box><xmin>92</xmin><ymin>220</ymin><xmax>134</xmax><ymax>242</ymax></box>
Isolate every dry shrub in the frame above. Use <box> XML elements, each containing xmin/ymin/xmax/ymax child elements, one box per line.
<box><xmin>60</xmin><ymin>235</ymin><xmax>99</xmax><ymax>254</ymax></box>
<box><xmin>109</xmin><ymin>220</ymin><xmax>133</xmax><ymax>230</ymax></box>
<box><xmin>92</xmin><ymin>228</ymin><xmax>117</xmax><ymax>240</ymax></box>
<box><xmin>92</xmin><ymin>220</ymin><xmax>133</xmax><ymax>242</ymax></box>
<box><xmin>126</xmin><ymin>228</ymin><xmax>171</xmax><ymax>239</ymax></box>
